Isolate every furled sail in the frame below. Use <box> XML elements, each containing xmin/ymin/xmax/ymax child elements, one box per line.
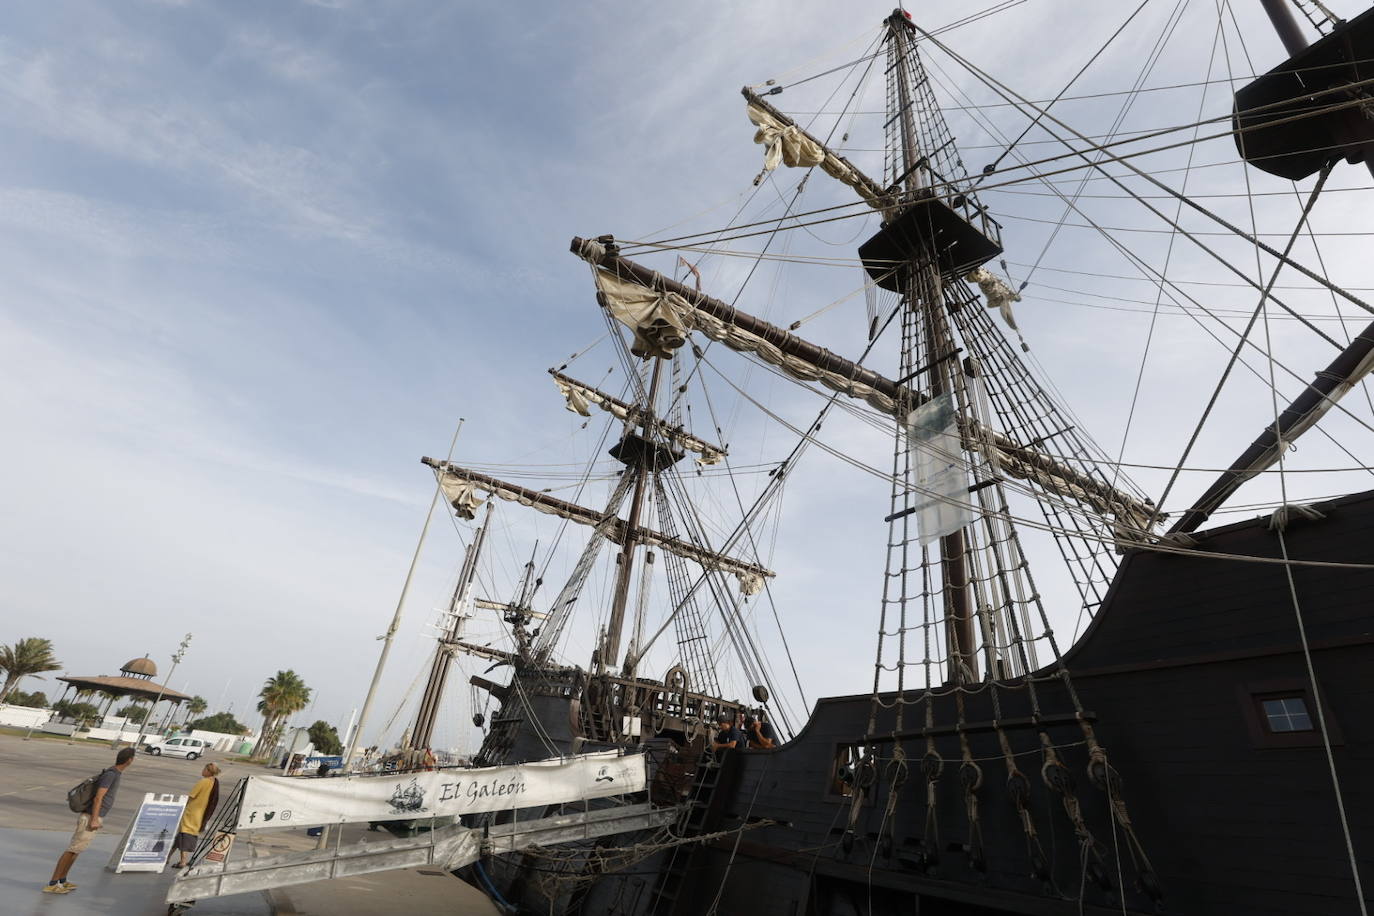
<box><xmin>440</xmin><ymin>477</ymin><xmax>486</xmax><ymax>520</ymax></box>
<box><xmin>549</xmin><ymin>370</ymin><xmax>726</xmax><ymax>466</ymax></box>
<box><xmin>554</xmin><ymin>376</ymin><xmax>593</xmax><ymax>416</ymax></box>
<box><xmin>423</xmin><ymin>458</ymin><xmax>772</xmax><ymax>594</ymax></box>
<box><xmin>965</xmin><ymin>267</ymin><xmax>1028</xmax><ymax>352</ymax></box>
<box><xmin>593</xmin><ymin>267</ymin><xmax>900</xmax><ymax>415</ymax></box>
<box><xmin>743</xmin><ymin>90</ymin><xmax>889</xmax><ymax>210</ymax></box>
<box><xmin>594</xmin><ymin>272</ymin><xmax>690</xmax><ymax>360</ymax></box>
<box><xmin>574</xmin><ymin>238</ymin><xmax>1160</xmax><ymax>534</ymax></box>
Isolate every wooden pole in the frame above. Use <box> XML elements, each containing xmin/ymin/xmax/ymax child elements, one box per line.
<box><xmin>343</xmin><ymin>418</ymin><xmax>464</xmax><ymax>770</ymax></box>
<box><xmin>410</xmin><ymin>504</ymin><xmax>491</xmax><ymax>750</ymax></box>
<box><xmin>889</xmin><ymin>15</ymin><xmax>978</xmax><ymax>683</ymax></box>
<box><xmin>602</xmin><ymin>359</ymin><xmax>665</xmax><ymax>671</ymax></box>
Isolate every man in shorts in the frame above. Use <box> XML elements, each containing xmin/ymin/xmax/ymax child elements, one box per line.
<box><xmin>43</xmin><ymin>746</ymin><xmax>135</xmax><ymax>894</ymax></box>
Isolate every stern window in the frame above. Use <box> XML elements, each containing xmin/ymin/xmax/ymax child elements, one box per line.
<box><xmin>1260</xmin><ymin>696</ymin><xmax>1313</xmax><ymax>733</ymax></box>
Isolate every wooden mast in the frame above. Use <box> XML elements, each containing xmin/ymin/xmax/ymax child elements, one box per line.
<box><xmin>409</xmin><ymin>503</ymin><xmax>491</xmax><ymax>751</ymax></box>
<box><xmin>601</xmin><ymin>358</ymin><xmax>665</xmax><ymax>674</ymax></box>
<box><xmin>887</xmin><ymin>10</ymin><xmax>978</xmax><ymax>683</ymax></box>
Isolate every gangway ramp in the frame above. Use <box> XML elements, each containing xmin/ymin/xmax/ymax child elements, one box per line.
<box><xmin>167</xmin><ymin>802</ymin><xmax>675</xmax><ymax>905</ymax></box>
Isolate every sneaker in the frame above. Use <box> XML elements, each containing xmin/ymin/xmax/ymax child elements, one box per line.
<box><xmin>60</xmin><ymin>881</ymin><xmax>78</xmax><ymax>891</ymax></box>
<box><xmin>42</xmin><ymin>884</ymin><xmax>73</xmax><ymax>894</ymax></box>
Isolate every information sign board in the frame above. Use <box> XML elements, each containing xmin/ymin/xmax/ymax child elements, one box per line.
<box><xmin>107</xmin><ymin>792</ymin><xmax>187</xmax><ymax>874</ymax></box>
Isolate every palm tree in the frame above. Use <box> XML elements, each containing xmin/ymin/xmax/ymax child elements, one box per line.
<box><xmin>94</xmin><ymin>688</ymin><xmax>123</xmax><ymax>721</ymax></box>
<box><xmin>181</xmin><ymin>695</ymin><xmax>207</xmax><ymax>728</ymax></box>
<box><xmin>251</xmin><ymin>670</ymin><xmax>311</xmax><ymax>759</ymax></box>
<box><xmin>254</xmin><ymin>696</ymin><xmax>275</xmax><ymax>755</ymax></box>
<box><xmin>0</xmin><ymin>637</ymin><xmax>61</xmax><ymax>703</ymax></box>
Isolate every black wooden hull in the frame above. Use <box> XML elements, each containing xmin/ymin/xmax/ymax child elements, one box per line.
<box><xmin>475</xmin><ymin>489</ymin><xmax>1374</xmax><ymax>914</ymax></box>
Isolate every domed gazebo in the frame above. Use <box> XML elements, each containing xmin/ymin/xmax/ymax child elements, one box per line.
<box><xmin>120</xmin><ymin>657</ymin><xmax>159</xmax><ymax>679</ymax></box>
<box><xmin>53</xmin><ymin>655</ymin><xmax>193</xmax><ymax>724</ymax></box>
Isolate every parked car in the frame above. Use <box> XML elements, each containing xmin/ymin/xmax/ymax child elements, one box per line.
<box><xmin>144</xmin><ymin>736</ymin><xmax>211</xmax><ymax>759</ymax></box>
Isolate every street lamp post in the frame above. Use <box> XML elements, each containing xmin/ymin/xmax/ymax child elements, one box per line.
<box><xmin>128</xmin><ymin>633</ymin><xmax>192</xmax><ymax>750</ymax></box>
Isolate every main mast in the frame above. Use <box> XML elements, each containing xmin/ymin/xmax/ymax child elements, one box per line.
<box><xmin>883</xmin><ymin>10</ymin><xmax>998</xmax><ymax>683</ymax></box>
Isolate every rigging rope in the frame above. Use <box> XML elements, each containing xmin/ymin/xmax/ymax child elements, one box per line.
<box><xmin>1155</xmin><ymin>163</ymin><xmax>1334</xmax><ymax>514</ymax></box>
<box><xmin>1256</xmin><ymin>198</ymin><xmax>1372</xmax><ymax>916</ymax></box>
<box><xmin>975</xmin><ymin>0</ymin><xmax>1153</xmax><ymax>180</ymax></box>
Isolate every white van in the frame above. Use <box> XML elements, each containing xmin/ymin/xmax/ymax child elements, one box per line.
<box><xmin>144</xmin><ymin>736</ymin><xmax>211</xmax><ymax>760</ymax></box>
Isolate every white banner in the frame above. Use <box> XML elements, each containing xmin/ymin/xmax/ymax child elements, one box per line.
<box><xmin>235</xmin><ymin>751</ymin><xmax>645</xmax><ymax>831</ymax></box>
<box><xmin>906</xmin><ymin>393</ymin><xmax>975</xmax><ymax>545</ymax></box>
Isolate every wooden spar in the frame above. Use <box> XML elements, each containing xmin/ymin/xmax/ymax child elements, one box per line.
<box><xmin>601</xmin><ymin>359</ymin><xmax>663</xmax><ymax>672</ymax></box>
<box><xmin>741</xmin><ymin>87</ymin><xmax>890</xmax><ymax>206</ymax></box>
<box><xmin>448</xmin><ymin>639</ymin><xmax>523</xmax><ymax>666</ymax></box>
<box><xmin>573</xmin><ymin>238</ymin><xmax>902</xmax><ymax>400</ymax></box>
<box><xmin>549</xmin><ymin>369</ymin><xmax>727</xmax><ymax>458</ymax></box>
<box><xmin>410</xmin><ymin>504</ymin><xmax>490</xmax><ymax>750</ymax></box>
<box><xmin>1171</xmin><ymin>317</ymin><xmax>1374</xmax><ymax>534</ymax></box>
<box><xmin>425</xmin><ymin>457</ymin><xmax>610</xmax><ymax>527</ymax></box>
<box><xmin>570</xmin><ymin>238</ymin><xmax>1159</xmax><ymax>528</ymax></box>
<box><xmin>421</xmin><ymin>457</ymin><xmax>774</xmax><ymax>582</ymax></box>
<box><xmin>474</xmin><ymin>598</ymin><xmax>548</xmax><ymax>620</ymax></box>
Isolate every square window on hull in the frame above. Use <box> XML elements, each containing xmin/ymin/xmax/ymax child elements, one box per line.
<box><xmin>1261</xmin><ymin>696</ymin><xmax>1313</xmax><ymax>733</ymax></box>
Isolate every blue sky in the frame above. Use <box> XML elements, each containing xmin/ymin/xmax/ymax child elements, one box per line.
<box><xmin>2</xmin><ymin>1</ymin><xmax>1371</xmax><ymax>751</ymax></box>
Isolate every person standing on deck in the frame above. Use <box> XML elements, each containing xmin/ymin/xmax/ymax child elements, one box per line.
<box><xmin>44</xmin><ymin>747</ymin><xmax>135</xmax><ymax>894</ymax></box>
<box><xmin>711</xmin><ymin>713</ymin><xmax>745</xmax><ymax>756</ymax></box>
<box><xmin>171</xmin><ymin>763</ymin><xmax>221</xmax><ymax>868</ymax></box>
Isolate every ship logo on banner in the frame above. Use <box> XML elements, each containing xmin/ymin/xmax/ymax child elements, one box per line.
<box><xmin>235</xmin><ymin>750</ymin><xmax>645</xmax><ymax>831</ymax></box>
<box><xmin>389</xmin><ymin>779</ymin><xmax>426</xmax><ymax>814</ymax></box>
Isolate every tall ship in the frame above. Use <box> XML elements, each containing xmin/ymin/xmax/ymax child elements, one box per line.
<box><xmin>173</xmin><ymin>3</ymin><xmax>1374</xmax><ymax>914</ymax></box>
<box><xmin>440</xmin><ymin>4</ymin><xmax>1374</xmax><ymax>913</ymax></box>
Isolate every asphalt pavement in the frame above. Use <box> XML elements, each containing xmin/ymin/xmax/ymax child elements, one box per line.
<box><xmin>0</xmin><ymin>730</ymin><xmax>258</xmax><ymax>834</ymax></box>
<box><xmin>0</xmin><ymin>732</ymin><xmax>501</xmax><ymax>916</ymax></box>
<box><xmin>0</xmin><ymin>826</ymin><xmax>271</xmax><ymax>916</ymax></box>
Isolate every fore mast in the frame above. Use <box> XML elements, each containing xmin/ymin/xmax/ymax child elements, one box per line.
<box><xmin>599</xmin><ymin>354</ymin><xmax>666</xmax><ymax>680</ymax></box>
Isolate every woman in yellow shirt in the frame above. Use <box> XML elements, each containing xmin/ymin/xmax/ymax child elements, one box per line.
<box><xmin>171</xmin><ymin>763</ymin><xmax>221</xmax><ymax>868</ymax></box>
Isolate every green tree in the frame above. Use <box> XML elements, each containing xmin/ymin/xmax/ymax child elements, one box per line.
<box><xmin>0</xmin><ymin>637</ymin><xmax>62</xmax><ymax>703</ymax></box>
<box><xmin>6</xmin><ymin>689</ymin><xmax>48</xmax><ymax>708</ymax></box>
<box><xmin>116</xmin><ymin>703</ymin><xmax>148</xmax><ymax>723</ymax></box>
<box><xmin>252</xmin><ymin>670</ymin><xmax>311</xmax><ymax>759</ymax></box>
<box><xmin>54</xmin><ymin>700</ymin><xmax>100</xmax><ymax>724</ymax></box>
<box><xmin>187</xmin><ymin>711</ymin><xmax>250</xmax><ymax>735</ymax></box>
<box><xmin>181</xmin><ymin>695</ymin><xmax>208</xmax><ymax>727</ymax></box>
<box><xmin>307</xmin><ymin>720</ymin><xmax>343</xmax><ymax>755</ymax></box>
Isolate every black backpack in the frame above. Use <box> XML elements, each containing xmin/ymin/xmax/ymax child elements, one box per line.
<box><xmin>67</xmin><ymin>769</ymin><xmax>106</xmax><ymax>814</ymax></box>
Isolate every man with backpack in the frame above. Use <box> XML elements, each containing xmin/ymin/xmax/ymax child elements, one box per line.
<box><xmin>44</xmin><ymin>746</ymin><xmax>135</xmax><ymax>894</ymax></box>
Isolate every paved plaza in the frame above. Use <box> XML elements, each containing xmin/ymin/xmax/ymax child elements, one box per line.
<box><xmin>0</xmin><ymin>731</ymin><xmax>270</xmax><ymax>915</ymax></box>
<box><xmin>0</xmin><ymin>732</ymin><xmax>499</xmax><ymax>915</ymax></box>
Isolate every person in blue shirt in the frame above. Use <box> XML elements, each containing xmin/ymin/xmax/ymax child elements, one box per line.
<box><xmin>711</xmin><ymin>713</ymin><xmax>745</xmax><ymax>755</ymax></box>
